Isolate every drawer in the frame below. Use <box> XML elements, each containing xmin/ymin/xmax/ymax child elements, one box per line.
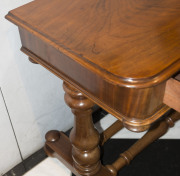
<box><xmin>163</xmin><ymin>73</ymin><xmax>180</xmax><ymax>113</ymax></box>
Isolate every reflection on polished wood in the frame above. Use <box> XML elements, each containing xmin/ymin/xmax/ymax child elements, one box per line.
<box><xmin>63</xmin><ymin>82</ymin><xmax>101</xmax><ymax>175</ymax></box>
<box><xmin>6</xmin><ymin>0</ymin><xmax>180</xmax><ymax>175</ymax></box>
<box><xmin>45</xmin><ymin>131</ymin><xmax>113</xmax><ymax>176</ymax></box>
<box><xmin>6</xmin><ymin>0</ymin><xmax>180</xmax><ymax>131</ymax></box>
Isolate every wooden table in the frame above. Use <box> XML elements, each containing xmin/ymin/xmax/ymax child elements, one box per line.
<box><xmin>6</xmin><ymin>0</ymin><xmax>180</xmax><ymax>175</ymax></box>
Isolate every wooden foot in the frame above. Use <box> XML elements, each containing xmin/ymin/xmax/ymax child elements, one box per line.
<box><xmin>45</xmin><ymin>131</ymin><xmax>112</xmax><ymax>176</ymax></box>
<box><xmin>63</xmin><ymin>82</ymin><xmax>101</xmax><ymax>175</ymax></box>
<box><xmin>44</xmin><ymin>82</ymin><xmax>180</xmax><ymax>176</ymax></box>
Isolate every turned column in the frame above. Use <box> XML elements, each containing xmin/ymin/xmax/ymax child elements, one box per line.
<box><xmin>63</xmin><ymin>82</ymin><xmax>101</xmax><ymax>175</ymax></box>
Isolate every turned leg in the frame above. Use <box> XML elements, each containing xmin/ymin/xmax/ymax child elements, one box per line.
<box><xmin>63</xmin><ymin>82</ymin><xmax>101</xmax><ymax>176</ymax></box>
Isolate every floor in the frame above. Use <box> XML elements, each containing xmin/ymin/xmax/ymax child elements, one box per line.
<box><xmin>4</xmin><ymin>109</ymin><xmax>180</xmax><ymax>176</ymax></box>
<box><xmin>24</xmin><ymin>157</ymin><xmax>71</xmax><ymax>176</ymax></box>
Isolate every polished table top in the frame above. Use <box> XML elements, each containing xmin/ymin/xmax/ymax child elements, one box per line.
<box><xmin>6</xmin><ymin>0</ymin><xmax>180</xmax><ymax>131</ymax></box>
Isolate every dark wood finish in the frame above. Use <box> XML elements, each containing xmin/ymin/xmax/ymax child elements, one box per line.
<box><xmin>45</xmin><ymin>130</ymin><xmax>60</xmax><ymax>143</ymax></box>
<box><xmin>100</xmin><ymin>120</ymin><xmax>124</xmax><ymax>146</ymax></box>
<box><xmin>5</xmin><ymin>1</ymin><xmax>180</xmax><ymax>175</ymax></box>
<box><xmin>45</xmin><ymin>131</ymin><xmax>74</xmax><ymax>171</ymax></box>
<box><xmin>45</xmin><ymin>131</ymin><xmax>113</xmax><ymax>176</ymax></box>
<box><xmin>5</xmin><ymin>0</ymin><xmax>180</xmax><ymax>131</ymax></box>
<box><xmin>20</xmin><ymin>46</ymin><xmax>171</xmax><ymax>132</ymax></box>
<box><xmin>163</xmin><ymin>75</ymin><xmax>180</xmax><ymax>113</ymax></box>
<box><xmin>106</xmin><ymin>111</ymin><xmax>180</xmax><ymax>176</ymax></box>
<box><xmin>5</xmin><ymin>0</ymin><xmax>180</xmax><ymax>86</ymax></box>
<box><xmin>63</xmin><ymin>81</ymin><xmax>101</xmax><ymax>175</ymax></box>
<box><xmin>45</xmin><ymin>82</ymin><xmax>113</xmax><ymax>176</ymax></box>
<box><xmin>29</xmin><ymin>57</ymin><xmax>38</xmax><ymax>64</ymax></box>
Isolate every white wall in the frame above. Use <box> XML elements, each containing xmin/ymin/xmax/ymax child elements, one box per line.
<box><xmin>0</xmin><ymin>0</ymin><xmax>73</xmax><ymax>174</ymax></box>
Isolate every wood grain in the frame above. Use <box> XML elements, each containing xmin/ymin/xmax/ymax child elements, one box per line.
<box><xmin>5</xmin><ymin>1</ymin><xmax>180</xmax><ymax>175</ymax></box>
<box><xmin>163</xmin><ymin>75</ymin><xmax>180</xmax><ymax>113</ymax></box>
<box><xmin>5</xmin><ymin>0</ymin><xmax>180</xmax><ymax>131</ymax></box>
<box><xmin>63</xmin><ymin>82</ymin><xmax>101</xmax><ymax>175</ymax></box>
<box><xmin>5</xmin><ymin>0</ymin><xmax>180</xmax><ymax>88</ymax></box>
<box><xmin>45</xmin><ymin>131</ymin><xmax>113</xmax><ymax>176</ymax></box>
<box><xmin>20</xmin><ymin>46</ymin><xmax>171</xmax><ymax>132</ymax></box>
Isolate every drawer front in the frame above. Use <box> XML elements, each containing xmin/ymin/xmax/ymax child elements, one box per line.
<box><xmin>19</xmin><ymin>26</ymin><xmax>173</xmax><ymax>132</ymax></box>
<box><xmin>163</xmin><ymin>73</ymin><xmax>180</xmax><ymax>113</ymax></box>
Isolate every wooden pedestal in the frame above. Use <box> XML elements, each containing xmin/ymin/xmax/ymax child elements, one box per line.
<box><xmin>45</xmin><ymin>82</ymin><xmax>180</xmax><ymax>176</ymax></box>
